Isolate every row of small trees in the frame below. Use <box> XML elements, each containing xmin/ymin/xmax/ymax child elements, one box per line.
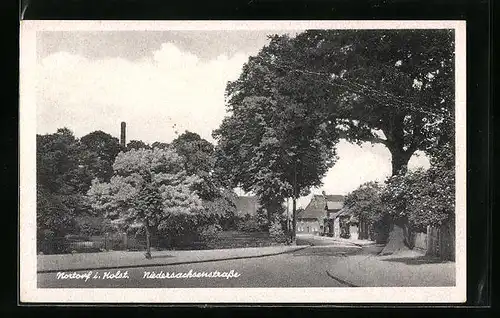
<box><xmin>344</xmin><ymin>143</ymin><xmax>455</xmax><ymax>252</ymax></box>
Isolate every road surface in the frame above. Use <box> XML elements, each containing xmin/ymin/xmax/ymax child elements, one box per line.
<box><xmin>38</xmin><ymin>242</ymin><xmax>379</xmax><ymax>288</ymax></box>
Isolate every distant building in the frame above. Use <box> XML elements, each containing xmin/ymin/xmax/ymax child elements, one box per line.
<box><xmin>323</xmin><ymin>196</ymin><xmax>345</xmax><ymax>237</ymax></box>
<box><xmin>297</xmin><ymin>194</ymin><xmax>344</xmax><ymax>235</ymax></box>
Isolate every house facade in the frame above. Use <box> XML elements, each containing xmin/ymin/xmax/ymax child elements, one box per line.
<box><xmin>323</xmin><ymin>200</ymin><xmax>361</xmax><ymax>239</ymax></box>
<box><xmin>323</xmin><ymin>197</ymin><xmax>344</xmax><ymax>237</ymax></box>
<box><xmin>297</xmin><ymin>194</ymin><xmax>345</xmax><ymax>236</ymax></box>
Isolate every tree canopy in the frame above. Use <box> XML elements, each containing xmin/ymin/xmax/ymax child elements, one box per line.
<box><xmin>127</xmin><ymin>140</ymin><xmax>151</xmax><ymax>150</ymax></box>
<box><xmin>87</xmin><ymin>147</ymin><xmax>204</xmax><ymax>257</ymax></box>
<box><xmin>87</xmin><ymin>148</ymin><xmax>203</xmax><ymax>223</ymax></box>
<box><xmin>224</xmin><ymin>29</ymin><xmax>454</xmax><ymax>176</ymax></box>
<box><xmin>214</xmin><ymin>29</ymin><xmax>455</xmax><ymax>246</ymax></box>
<box><xmin>213</xmin><ymin>78</ymin><xmax>339</xmax><ymax>223</ymax></box>
<box><xmin>171</xmin><ymin>131</ymin><xmax>238</xmax><ymax>223</ymax></box>
<box><xmin>79</xmin><ymin>130</ymin><xmax>123</xmax><ymax>184</ymax></box>
<box><xmin>343</xmin><ymin>181</ymin><xmax>385</xmax><ymax>224</ymax></box>
<box><xmin>37</xmin><ymin>128</ymin><xmax>83</xmax><ymax>194</ymax></box>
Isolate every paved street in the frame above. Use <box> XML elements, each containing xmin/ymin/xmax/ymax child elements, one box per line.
<box><xmin>38</xmin><ymin>236</ymin><xmax>453</xmax><ymax>288</ymax></box>
<box><xmin>38</xmin><ymin>243</ymin><xmax>371</xmax><ymax>288</ymax></box>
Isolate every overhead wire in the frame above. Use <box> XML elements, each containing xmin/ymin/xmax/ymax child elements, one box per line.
<box><xmin>250</xmin><ymin>54</ymin><xmax>455</xmax><ymax>123</ymax></box>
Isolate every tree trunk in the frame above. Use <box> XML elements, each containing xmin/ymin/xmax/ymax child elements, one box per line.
<box><xmin>380</xmin><ymin>216</ymin><xmax>412</xmax><ymax>255</ymax></box>
<box><xmin>390</xmin><ymin>148</ymin><xmax>411</xmax><ymax>176</ymax></box>
<box><xmin>291</xmin><ymin>197</ymin><xmax>297</xmax><ymax>242</ymax></box>
<box><xmin>380</xmin><ymin>147</ymin><xmax>414</xmax><ymax>255</ymax></box>
<box><xmin>144</xmin><ymin>223</ymin><xmax>152</xmax><ymax>259</ymax></box>
<box><xmin>265</xmin><ymin>199</ymin><xmax>281</xmax><ymax>226</ymax></box>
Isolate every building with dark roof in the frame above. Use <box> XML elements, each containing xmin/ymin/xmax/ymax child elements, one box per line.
<box><xmin>297</xmin><ymin>194</ymin><xmax>344</xmax><ymax>235</ymax></box>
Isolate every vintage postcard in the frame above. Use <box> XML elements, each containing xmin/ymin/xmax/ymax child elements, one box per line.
<box><xmin>20</xmin><ymin>20</ymin><xmax>466</xmax><ymax>303</ymax></box>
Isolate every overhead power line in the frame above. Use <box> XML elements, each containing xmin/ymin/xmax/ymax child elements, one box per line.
<box><xmin>250</xmin><ymin>55</ymin><xmax>455</xmax><ymax>123</ymax></box>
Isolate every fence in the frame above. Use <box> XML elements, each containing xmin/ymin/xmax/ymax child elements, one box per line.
<box><xmin>38</xmin><ymin>233</ymin><xmax>147</xmax><ymax>255</ymax></box>
<box><xmin>408</xmin><ymin>221</ymin><xmax>455</xmax><ymax>261</ymax></box>
<box><xmin>426</xmin><ymin>222</ymin><xmax>455</xmax><ymax>261</ymax></box>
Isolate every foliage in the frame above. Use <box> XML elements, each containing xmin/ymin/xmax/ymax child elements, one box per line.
<box><xmin>36</xmin><ymin>128</ymin><xmax>107</xmax><ymax>247</ymax></box>
<box><xmin>151</xmin><ymin>141</ymin><xmax>170</xmax><ymax>150</ymax></box>
<box><xmin>220</xmin><ymin>30</ymin><xmax>455</xmax><ymax>177</ymax></box>
<box><xmin>269</xmin><ymin>218</ymin><xmax>287</xmax><ymax>243</ymax></box>
<box><xmin>172</xmin><ymin>131</ymin><xmax>215</xmax><ymax>177</ymax></box>
<box><xmin>37</xmin><ymin>128</ymin><xmax>123</xmax><ymax>195</ymax></box>
<box><xmin>127</xmin><ymin>140</ymin><xmax>151</xmax><ymax>150</ymax></box>
<box><xmin>345</xmin><ymin>150</ymin><xmax>454</xmax><ymax>239</ymax></box>
<box><xmin>382</xmin><ymin>156</ymin><xmax>454</xmax><ymax>232</ymax></box>
<box><xmin>172</xmin><ymin>131</ymin><xmax>239</xmax><ymax>225</ymax></box>
<box><xmin>236</xmin><ymin>215</ymin><xmax>266</xmax><ymax>232</ymax></box>
<box><xmin>76</xmin><ymin>216</ymin><xmax>114</xmax><ymax>237</ymax></box>
<box><xmin>155</xmin><ymin>213</ymin><xmax>200</xmax><ymax>248</ymax></box>
<box><xmin>79</xmin><ymin>130</ymin><xmax>123</xmax><ymax>185</ymax></box>
<box><xmin>213</xmin><ymin>75</ymin><xmax>339</xmax><ymax>223</ymax></box>
<box><xmin>87</xmin><ymin>147</ymin><xmax>204</xmax><ymax>235</ymax></box>
<box><xmin>36</xmin><ymin>128</ymin><xmax>124</xmax><ymax>246</ymax></box>
<box><xmin>202</xmin><ymin>188</ymin><xmax>238</xmax><ymax>220</ymax></box>
<box><xmin>37</xmin><ymin>185</ymin><xmax>78</xmax><ymax>238</ymax></box>
<box><xmin>197</xmin><ymin>224</ymin><xmax>222</xmax><ymax>243</ymax></box>
<box><xmin>171</xmin><ymin>131</ymin><xmax>221</xmax><ymax>201</ymax></box>
<box><xmin>37</xmin><ymin>128</ymin><xmax>83</xmax><ymax>194</ymax></box>
<box><xmin>344</xmin><ymin>154</ymin><xmax>454</xmax><ymax>234</ymax></box>
<box><xmin>343</xmin><ymin>182</ymin><xmax>385</xmax><ymax>224</ymax></box>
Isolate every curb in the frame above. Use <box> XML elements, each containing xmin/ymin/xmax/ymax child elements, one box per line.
<box><xmin>325</xmin><ymin>270</ymin><xmax>358</xmax><ymax>287</ymax></box>
<box><xmin>329</xmin><ymin>240</ymin><xmax>377</xmax><ymax>248</ymax></box>
<box><xmin>300</xmin><ymin>236</ymin><xmax>376</xmax><ymax>248</ymax></box>
<box><xmin>308</xmin><ymin>244</ymin><xmax>362</xmax><ymax>249</ymax></box>
<box><xmin>37</xmin><ymin>246</ymin><xmax>309</xmax><ymax>274</ymax></box>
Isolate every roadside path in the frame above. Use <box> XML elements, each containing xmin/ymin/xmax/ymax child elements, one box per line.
<box><xmin>326</xmin><ymin>249</ymin><xmax>456</xmax><ymax>287</ymax></box>
<box><xmin>37</xmin><ymin>245</ymin><xmax>308</xmax><ymax>273</ymax></box>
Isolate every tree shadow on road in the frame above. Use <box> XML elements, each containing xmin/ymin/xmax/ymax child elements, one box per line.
<box><xmin>381</xmin><ymin>255</ymin><xmax>450</xmax><ymax>265</ymax></box>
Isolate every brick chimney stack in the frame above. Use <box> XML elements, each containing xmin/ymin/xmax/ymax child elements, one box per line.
<box><xmin>120</xmin><ymin>122</ymin><xmax>126</xmax><ymax>148</ymax></box>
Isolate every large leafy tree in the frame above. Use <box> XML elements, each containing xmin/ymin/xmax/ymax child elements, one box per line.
<box><xmin>87</xmin><ymin>148</ymin><xmax>203</xmax><ymax>258</ymax></box>
<box><xmin>36</xmin><ymin>185</ymin><xmax>78</xmax><ymax>244</ymax></box>
<box><xmin>218</xmin><ymin>29</ymin><xmax>455</xmax><ymax>249</ymax></box>
<box><xmin>172</xmin><ymin>131</ymin><xmax>214</xmax><ymax>176</ymax></box>
<box><xmin>253</xmin><ymin>30</ymin><xmax>454</xmax><ymax>174</ymax></box>
<box><xmin>381</xmin><ymin>143</ymin><xmax>455</xmax><ymax>249</ymax></box>
<box><xmin>213</xmin><ymin>84</ymin><xmax>339</xmax><ymax>240</ymax></box>
<box><xmin>37</xmin><ymin>128</ymin><xmax>83</xmax><ymax>194</ymax></box>
<box><xmin>172</xmin><ymin>131</ymin><xmax>218</xmax><ymax>201</ymax></box>
<box><xmin>79</xmin><ymin>130</ymin><xmax>123</xmax><ymax>186</ymax></box>
<box><xmin>172</xmin><ymin>131</ymin><xmax>238</xmax><ymax>226</ymax></box>
<box><xmin>343</xmin><ymin>182</ymin><xmax>386</xmax><ymax>225</ymax></box>
<box><xmin>37</xmin><ymin>128</ymin><xmax>91</xmax><ymax>247</ymax></box>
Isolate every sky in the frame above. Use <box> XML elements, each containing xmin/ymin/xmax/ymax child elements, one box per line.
<box><xmin>36</xmin><ymin>30</ymin><xmax>430</xmax><ymax>208</ymax></box>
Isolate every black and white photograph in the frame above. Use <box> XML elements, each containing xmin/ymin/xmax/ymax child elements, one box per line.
<box><xmin>19</xmin><ymin>21</ymin><xmax>466</xmax><ymax>303</ymax></box>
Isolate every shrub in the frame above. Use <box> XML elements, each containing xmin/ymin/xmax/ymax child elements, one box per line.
<box><xmin>269</xmin><ymin>219</ymin><xmax>287</xmax><ymax>243</ymax></box>
<box><xmin>382</xmin><ymin>163</ymin><xmax>454</xmax><ymax>231</ymax></box>
<box><xmin>77</xmin><ymin>216</ymin><xmax>114</xmax><ymax>237</ymax></box>
<box><xmin>198</xmin><ymin>224</ymin><xmax>222</xmax><ymax>243</ymax></box>
<box><xmin>156</xmin><ymin>214</ymin><xmax>200</xmax><ymax>249</ymax></box>
<box><xmin>236</xmin><ymin>216</ymin><xmax>262</xmax><ymax>232</ymax></box>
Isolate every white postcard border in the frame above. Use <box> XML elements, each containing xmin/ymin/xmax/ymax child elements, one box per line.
<box><xmin>19</xmin><ymin>20</ymin><xmax>467</xmax><ymax>303</ymax></box>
